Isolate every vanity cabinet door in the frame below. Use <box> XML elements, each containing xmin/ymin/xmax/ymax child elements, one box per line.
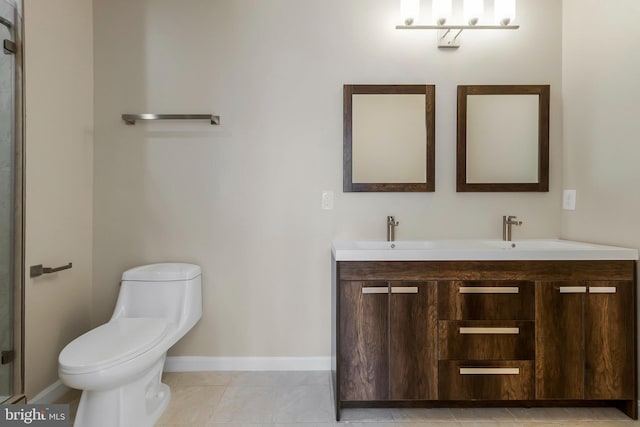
<box><xmin>535</xmin><ymin>281</ymin><xmax>585</xmax><ymax>399</ymax></box>
<box><xmin>339</xmin><ymin>281</ymin><xmax>389</xmax><ymax>401</ymax></box>
<box><xmin>390</xmin><ymin>282</ymin><xmax>437</xmax><ymax>400</ymax></box>
<box><xmin>536</xmin><ymin>281</ymin><xmax>635</xmax><ymax>400</ymax></box>
<box><xmin>584</xmin><ymin>281</ymin><xmax>634</xmax><ymax>400</ymax></box>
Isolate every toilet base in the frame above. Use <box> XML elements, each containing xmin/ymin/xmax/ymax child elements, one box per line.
<box><xmin>73</xmin><ymin>356</ymin><xmax>169</xmax><ymax>427</ymax></box>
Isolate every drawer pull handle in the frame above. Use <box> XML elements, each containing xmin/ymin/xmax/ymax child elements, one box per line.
<box><xmin>459</xmin><ymin>287</ymin><xmax>519</xmax><ymax>294</ymax></box>
<box><xmin>559</xmin><ymin>286</ymin><xmax>587</xmax><ymax>294</ymax></box>
<box><xmin>459</xmin><ymin>367</ymin><xmax>520</xmax><ymax>375</ymax></box>
<box><xmin>588</xmin><ymin>286</ymin><xmax>617</xmax><ymax>294</ymax></box>
<box><xmin>391</xmin><ymin>286</ymin><xmax>418</xmax><ymax>294</ymax></box>
<box><xmin>361</xmin><ymin>287</ymin><xmax>389</xmax><ymax>294</ymax></box>
<box><xmin>459</xmin><ymin>327</ymin><xmax>520</xmax><ymax>335</ymax></box>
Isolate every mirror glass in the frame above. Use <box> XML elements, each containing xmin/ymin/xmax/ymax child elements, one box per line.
<box><xmin>344</xmin><ymin>85</ymin><xmax>435</xmax><ymax>192</ymax></box>
<box><xmin>352</xmin><ymin>94</ymin><xmax>426</xmax><ymax>183</ymax></box>
<box><xmin>466</xmin><ymin>95</ymin><xmax>539</xmax><ymax>183</ymax></box>
<box><xmin>457</xmin><ymin>85</ymin><xmax>550</xmax><ymax>192</ymax></box>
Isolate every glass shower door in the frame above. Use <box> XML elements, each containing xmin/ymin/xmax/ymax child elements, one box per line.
<box><xmin>0</xmin><ymin>2</ymin><xmax>16</xmax><ymax>403</ymax></box>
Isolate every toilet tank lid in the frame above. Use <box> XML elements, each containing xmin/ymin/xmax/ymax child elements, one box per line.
<box><xmin>122</xmin><ymin>263</ymin><xmax>201</xmax><ymax>282</ymax></box>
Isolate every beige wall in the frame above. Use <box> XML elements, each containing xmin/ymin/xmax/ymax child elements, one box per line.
<box><xmin>24</xmin><ymin>0</ymin><xmax>93</xmax><ymax>398</ymax></box>
<box><xmin>92</xmin><ymin>0</ymin><xmax>562</xmax><ymax>358</ymax></box>
<box><xmin>560</xmin><ymin>1</ymin><xmax>640</xmax><ymax>253</ymax></box>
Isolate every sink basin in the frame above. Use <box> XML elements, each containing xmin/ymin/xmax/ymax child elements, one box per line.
<box><xmin>354</xmin><ymin>240</ymin><xmax>460</xmax><ymax>251</ymax></box>
<box><xmin>354</xmin><ymin>241</ymin><xmax>439</xmax><ymax>250</ymax></box>
<box><xmin>332</xmin><ymin>239</ymin><xmax>638</xmax><ymax>261</ymax></box>
<box><xmin>354</xmin><ymin>240</ymin><xmax>486</xmax><ymax>250</ymax></box>
<box><xmin>480</xmin><ymin>240</ymin><xmax>602</xmax><ymax>250</ymax></box>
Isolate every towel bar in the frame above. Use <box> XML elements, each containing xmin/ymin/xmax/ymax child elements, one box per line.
<box><xmin>122</xmin><ymin>114</ymin><xmax>220</xmax><ymax>125</ymax></box>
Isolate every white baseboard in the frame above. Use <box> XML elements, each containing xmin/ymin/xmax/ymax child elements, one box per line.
<box><xmin>164</xmin><ymin>356</ymin><xmax>331</xmax><ymax>372</ymax></box>
<box><xmin>29</xmin><ymin>357</ymin><xmax>330</xmax><ymax>402</ymax></box>
<box><xmin>30</xmin><ymin>380</ymin><xmax>71</xmax><ymax>404</ymax></box>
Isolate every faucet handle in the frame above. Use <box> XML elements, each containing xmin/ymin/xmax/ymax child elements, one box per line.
<box><xmin>506</xmin><ymin>215</ymin><xmax>522</xmax><ymax>224</ymax></box>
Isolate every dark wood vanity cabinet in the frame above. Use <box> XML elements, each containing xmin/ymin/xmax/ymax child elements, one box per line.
<box><xmin>338</xmin><ymin>281</ymin><xmax>437</xmax><ymax>402</ymax></box>
<box><xmin>438</xmin><ymin>280</ymin><xmax>535</xmax><ymax>401</ymax></box>
<box><xmin>333</xmin><ymin>260</ymin><xmax>637</xmax><ymax>420</ymax></box>
<box><xmin>536</xmin><ymin>280</ymin><xmax>635</xmax><ymax>401</ymax></box>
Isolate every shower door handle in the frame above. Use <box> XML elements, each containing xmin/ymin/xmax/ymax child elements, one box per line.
<box><xmin>1</xmin><ymin>350</ymin><xmax>14</xmax><ymax>365</ymax></box>
<box><xmin>30</xmin><ymin>262</ymin><xmax>73</xmax><ymax>278</ymax></box>
<box><xmin>3</xmin><ymin>39</ymin><xmax>16</xmax><ymax>54</ymax></box>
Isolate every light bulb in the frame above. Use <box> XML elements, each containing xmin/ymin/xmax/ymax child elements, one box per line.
<box><xmin>463</xmin><ymin>0</ymin><xmax>484</xmax><ymax>26</ymax></box>
<box><xmin>495</xmin><ymin>0</ymin><xmax>516</xmax><ymax>26</ymax></box>
<box><xmin>401</xmin><ymin>0</ymin><xmax>420</xmax><ymax>26</ymax></box>
<box><xmin>432</xmin><ymin>0</ymin><xmax>452</xmax><ymax>26</ymax></box>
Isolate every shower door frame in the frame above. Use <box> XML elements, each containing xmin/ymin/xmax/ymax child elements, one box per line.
<box><xmin>1</xmin><ymin>0</ymin><xmax>24</xmax><ymax>404</ymax></box>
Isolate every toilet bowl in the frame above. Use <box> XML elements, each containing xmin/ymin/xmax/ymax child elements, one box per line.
<box><xmin>58</xmin><ymin>263</ymin><xmax>202</xmax><ymax>427</ymax></box>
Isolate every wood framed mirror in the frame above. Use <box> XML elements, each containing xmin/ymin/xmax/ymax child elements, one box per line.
<box><xmin>457</xmin><ymin>85</ymin><xmax>550</xmax><ymax>192</ymax></box>
<box><xmin>343</xmin><ymin>84</ymin><xmax>435</xmax><ymax>192</ymax></box>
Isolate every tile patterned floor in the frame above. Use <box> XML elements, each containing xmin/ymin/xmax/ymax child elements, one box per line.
<box><xmin>56</xmin><ymin>371</ymin><xmax>640</xmax><ymax>426</ymax></box>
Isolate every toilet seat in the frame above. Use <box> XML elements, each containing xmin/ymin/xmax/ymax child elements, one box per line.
<box><xmin>59</xmin><ymin>318</ymin><xmax>169</xmax><ymax>375</ymax></box>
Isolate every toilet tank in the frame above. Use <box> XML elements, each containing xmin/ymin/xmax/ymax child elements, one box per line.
<box><xmin>111</xmin><ymin>263</ymin><xmax>202</xmax><ymax>335</ymax></box>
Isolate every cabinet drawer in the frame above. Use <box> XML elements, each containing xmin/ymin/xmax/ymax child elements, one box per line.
<box><xmin>439</xmin><ymin>321</ymin><xmax>534</xmax><ymax>360</ymax></box>
<box><xmin>439</xmin><ymin>360</ymin><xmax>534</xmax><ymax>400</ymax></box>
<box><xmin>438</xmin><ymin>281</ymin><xmax>534</xmax><ymax>320</ymax></box>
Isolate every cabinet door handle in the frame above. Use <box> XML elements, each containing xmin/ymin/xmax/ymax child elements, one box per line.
<box><xmin>391</xmin><ymin>286</ymin><xmax>418</xmax><ymax>294</ymax></box>
<box><xmin>361</xmin><ymin>287</ymin><xmax>389</xmax><ymax>294</ymax></box>
<box><xmin>459</xmin><ymin>327</ymin><xmax>520</xmax><ymax>335</ymax></box>
<box><xmin>559</xmin><ymin>286</ymin><xmax>587</xmax><ymax>293</ymax></box>
<box><xmin>459</xmin><ymin>287</ymin><xmax>519</xmax><ymax>294</ymax></box>
<box><xmin>588</xmin><ymin>286</ymin><xmax>617</xmax><ymax>294</ymax></box>
<box><xmin>459</xmin><ymin>367</ymin><xmax>520</xmax><ymax>375</ymax></box>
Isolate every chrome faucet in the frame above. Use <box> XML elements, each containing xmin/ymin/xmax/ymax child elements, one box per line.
<box><xmin>502</xmin><ymin>215</ymin><xmax>523</xmax><ymax>241</ymax></box>
<box><xmin>387</xmin><ymin>216</ymin><xmax>399</xmax><ymax>242</ymax></box>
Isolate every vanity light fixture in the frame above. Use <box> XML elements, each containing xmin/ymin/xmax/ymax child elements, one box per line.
<box><xmin>396</xmin><ymin>0</ymin><xmax>519</xmax><ymax>49</ymax></box>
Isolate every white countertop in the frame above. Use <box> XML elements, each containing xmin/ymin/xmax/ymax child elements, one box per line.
<box><xmin>331</xmin><ymin>239</ymin><xmax>639</xmax><ymax>261</ymax></box>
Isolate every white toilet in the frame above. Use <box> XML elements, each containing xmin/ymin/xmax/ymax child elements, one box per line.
<box><xmin>58</xmin><ymin>263</ymin><xmax>202</xmax><ymax>427</ymax></box>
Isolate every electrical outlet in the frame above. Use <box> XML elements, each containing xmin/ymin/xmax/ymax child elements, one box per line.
<box><xmin>562</xmin><ymin>189</ymin><xmax>576</xmax><ymax>210</ymax></box>
<box><xmin>321</xmin><ymin>190</ymin><xmax>334</xmax><ymax>210</ymax></box>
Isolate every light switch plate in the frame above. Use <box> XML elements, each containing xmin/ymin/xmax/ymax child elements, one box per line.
<box><xmin>562</xmin><ymin>189</ymin><xmax>576</xmax><ymax>210</ymax></box>
<box><xmin>321</xmin><ymin>190</ymin><xmax>334</xmax><ymax>210</ymax></box>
